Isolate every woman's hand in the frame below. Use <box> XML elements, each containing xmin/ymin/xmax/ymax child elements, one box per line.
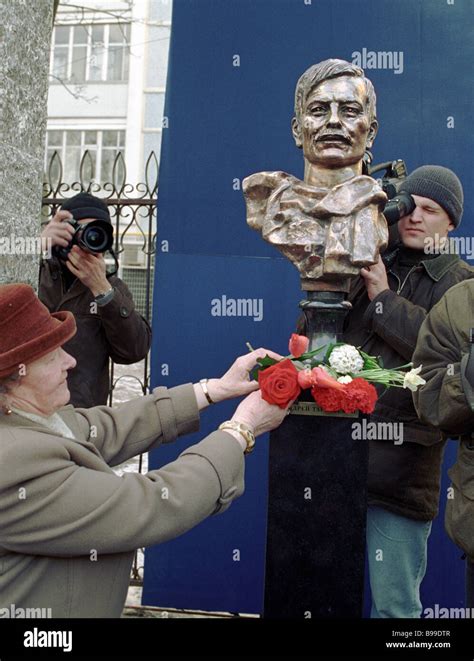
<box><xmin>207</xmin><ymin>348</ymin><xmax>283</xmax><ymax>403</ymax></box>
<box><xmin>230</xmin><ymin>390</ymin><xmax>290</xmax><ymax>438</ymax></box>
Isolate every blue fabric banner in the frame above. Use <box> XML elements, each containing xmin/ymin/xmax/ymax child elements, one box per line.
<box><xmin>144</xmin><ymin>0</ymin><xmax>474</xmax><ymax>615</ymax></box>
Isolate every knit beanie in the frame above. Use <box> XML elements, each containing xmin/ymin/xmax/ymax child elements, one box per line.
<box><xmin>61</xmin><ymin>192</ymin><xmax>111</xmax><ymax>223</ymax></box>
<box><xmin>399</xmin><ymin>165</ymin><xmax>463</xmax><ymax>227</ymax></box>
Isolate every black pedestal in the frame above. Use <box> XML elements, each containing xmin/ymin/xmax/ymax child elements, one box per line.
<box><xmin>263</xmin><ymin>289</ymin><xmax>367</xmax><ymax>619</ymax></box>
<box><xmin>263</xmin><ymin>412</ymin><xmax>368</xmax><ymax>618</ymax></box>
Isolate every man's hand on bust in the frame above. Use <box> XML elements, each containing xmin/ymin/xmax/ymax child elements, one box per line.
<box><xmin>360</xmin><ymin>255</ymin><xmax>389</xmax><ymax>301</ymax></box>
<box><xmin>66</xmin><ymin>245</ymin><xmax>110</xmax><ymax>297</ymax></box>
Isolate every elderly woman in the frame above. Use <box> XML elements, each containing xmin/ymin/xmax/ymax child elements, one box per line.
<box><xmin>0</xmin><ymin>284</ymin><xmax>287</xmax><ymax>618</ymax></box>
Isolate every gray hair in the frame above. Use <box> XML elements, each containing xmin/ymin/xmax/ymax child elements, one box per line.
<box><xmin>293</xmin><ymin>58</ymin><xmax>377</xmax><ymax>126</ymax></box>
<box><xmin>0</xmin><ymin>371</ymin><xmax>21</xmax><ymax>414</ymax></box>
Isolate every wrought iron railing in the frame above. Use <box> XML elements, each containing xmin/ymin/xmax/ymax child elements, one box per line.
<box><xmin>42</xmin><ymin>149</ymin><xmax>158</xmax><ymax>587</ymax></box>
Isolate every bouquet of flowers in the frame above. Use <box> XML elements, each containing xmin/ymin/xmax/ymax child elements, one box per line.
<box><xmin>249</xmin><ymin>334</ymin><xmax>426</xmax><ymax>414</ymax></box>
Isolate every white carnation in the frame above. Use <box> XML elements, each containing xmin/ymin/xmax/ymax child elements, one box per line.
<box><xmin>328</xmin><ymin>345</ymin><xmax>364</xmax><ymax>374</ymax></box>
<box><xmin>337</xmin><ymin>375</ymin><xmax>353</xmax><ymax>384</ymax></box>
<box><xmin>403</xmin><ymin>366</ymin><xmax>426</xmax><ymax>392</ymax></box>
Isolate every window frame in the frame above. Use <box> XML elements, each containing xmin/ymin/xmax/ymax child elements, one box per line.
<box><xmin>45</xmin><ymin>128</ymin><xmax>126</xmax><ymax>185</ymax></box>
<box><xmin>50</xmin><ymin>22</ymin><xmax>130</xmax><ymax>84</ymax></box>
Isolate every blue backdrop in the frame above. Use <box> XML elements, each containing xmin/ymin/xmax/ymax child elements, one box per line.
<box><xmin>144</xmin><ymin>0</ymin><xmax>474</xmax><ymax>615</ymax></box>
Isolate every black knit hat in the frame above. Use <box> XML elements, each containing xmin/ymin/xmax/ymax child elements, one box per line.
<box><xmin>399</xmin><ymin>165</ymin><xmax>463</xmax><ymax>227</ymax></box>
<box><xmin>61</xmin><ymin>192</ymin><xmax>111</xmax><ymax>223</ymax></box>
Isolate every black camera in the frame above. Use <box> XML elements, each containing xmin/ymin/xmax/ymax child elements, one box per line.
<box><xmin>53</xmin><ymin>218</ymin><xmax>114</xmax><ymax>261</ymax></box>
<box><xmin>381</xmin><ymin>190</ymin><xmax>416</xmax><ymax>226</ymax></box>
<box><xmin>369</xmin><ymin>158</ymin><xmax>416</xmax><ymax>225</ymax></box>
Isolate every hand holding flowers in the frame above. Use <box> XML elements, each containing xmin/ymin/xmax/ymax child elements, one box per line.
<box><xmin>250</xmin><ymin>334</ymin><xmax>426</xmax><ymax>414</ymax></box>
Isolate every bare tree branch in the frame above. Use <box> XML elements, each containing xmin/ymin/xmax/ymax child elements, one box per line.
<box><xmin>48</xmin><ymin>73</ymin><xmax>98</xmax><ymax>103</ymax></box>
<box><xmin>59</xmin><ymin>2</ymin><xmax>136</xmax><ymax>24</ymax></box>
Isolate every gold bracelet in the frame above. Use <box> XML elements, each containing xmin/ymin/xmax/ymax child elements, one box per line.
<box><xmin>218</xmin><ymin>420</ymin><xmax>256</xmax><ymax>455</ymax></box>
<box><xmin>199</xmin><ymin>378</ymin><xmax>214</xmax><ymax>405</ymax></box>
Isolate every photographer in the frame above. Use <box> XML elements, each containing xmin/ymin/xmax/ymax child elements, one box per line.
<box><xmin>413</xmin><ymin>279</ymin><xmax>474</xmax><ymax>606</ymax></box>
<box><xmin>39</xmin><ymin>193</ymin><xmax>151</xmax><ymax>408</ymax></box>
<box><xmin>341</xmin><ymin>165</ymin><xmax>474</xmax><ymax>617</ymax></box>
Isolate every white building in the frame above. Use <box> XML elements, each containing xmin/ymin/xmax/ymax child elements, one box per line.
<box><xmin>45</xmin><ymin>0</ymin><xmax>172</xmax><ymax>298</ymax></box>
<box><xmin>47</xmin><ymin>0</ymin><xmax>172</xmax><ymax>187</ymax></box>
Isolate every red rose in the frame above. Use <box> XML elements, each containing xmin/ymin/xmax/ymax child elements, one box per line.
<box><xmin>344</xmin><ymin>378</ymin><xmax>378</xmax><ymax>414</ymax></box>
<box><xmin>288</xmin><ymin>333</ymin><xmax>309</xmax><ymax>358</ymax></box>
<box><xmin>258</xmin><ymin>358</ymin><xmax>301</xmax><ymax>409</ymax></box>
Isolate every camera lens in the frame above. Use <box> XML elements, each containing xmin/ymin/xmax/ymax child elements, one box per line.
<box><xmin>84</xmin><ymin>227</ymin><xmax>107</xmax><ymax>250</ymax></box>
<box><xmin>77</xmin><ymin>220</ymin><xmax>113</xmax><ymax>253</ymax></box>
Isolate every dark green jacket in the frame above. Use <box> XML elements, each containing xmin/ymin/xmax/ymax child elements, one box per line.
<box><xmin>343</xmin><ymin>248</ymin><xmax>474</xmax><ymax>521</ymax></box>
<box><xmin>412</xmin><ymin>280</ymin><xmax>474</xmax><ymax>553</ymax></box>
<box><xmin>413</xmin><ymin>278</ymin><xmax>474</xmax><ymax>435</ymax></box>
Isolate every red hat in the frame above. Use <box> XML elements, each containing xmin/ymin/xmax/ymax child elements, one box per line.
<box><xmin>0</xmin><ymin>284</ymin><xmax>77</xmax><ymax>378</ymax></box>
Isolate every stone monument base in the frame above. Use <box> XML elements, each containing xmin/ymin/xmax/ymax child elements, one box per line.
<box><xmin>263</xmin><ymin>409</ymin><xmax>368</xmax><ymax>619</ymax></box>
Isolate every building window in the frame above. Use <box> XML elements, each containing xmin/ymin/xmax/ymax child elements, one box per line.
<box><xmin>45</xmin><ymin>129</ymin><xmax>126</xmax><ymax>184</ymax></box>
<box><xmin>50</xmin><ymin>23</ymin><xmax>130</xmax><ymax>83</ymax></box>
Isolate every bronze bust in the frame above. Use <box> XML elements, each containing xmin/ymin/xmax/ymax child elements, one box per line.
<box><xmin>243</xmin><ymin>59</ymin><xmax>388</xmax><ymax>292</ymax></box>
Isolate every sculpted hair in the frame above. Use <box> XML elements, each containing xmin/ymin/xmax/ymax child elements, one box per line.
<box><xmin>293</xmin><ymin>58</ymin><xmax>377</xmax><ymax>125</ymax></box>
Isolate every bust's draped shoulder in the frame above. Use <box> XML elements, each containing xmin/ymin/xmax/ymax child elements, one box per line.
<box><xmin>242</xmin><ymin>170</ymin><xmax>388</xmax><ymax>281</ymax></box>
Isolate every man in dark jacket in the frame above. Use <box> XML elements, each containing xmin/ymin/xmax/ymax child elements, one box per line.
<box><xmin>342</xmin><ymin>165</ymin><xmax>474</xmax><ymax>617</ymax></box>
<box><xmin>413</xmin><ymin>279</ymin><xmax>474</xmax><ymax>606</ymax></box>
<box><xmin>39</xmin><ymin>193</ymin><xmax>151</xmax><ymax>408</ymax></box>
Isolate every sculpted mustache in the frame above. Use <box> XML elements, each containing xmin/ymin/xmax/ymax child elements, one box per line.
<box><xmin>314</xmin><ymin>133</ymin><xmax>351</xmax><ymax>144</ymax></box>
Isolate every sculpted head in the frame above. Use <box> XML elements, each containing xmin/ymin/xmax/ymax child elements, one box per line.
<box><xmin>291</xmin><ymin>59</ymin><xmax>378</xmax><ymax>170</ymax></box>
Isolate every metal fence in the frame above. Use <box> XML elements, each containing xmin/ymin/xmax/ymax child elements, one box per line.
<box><xmin>42</xmin><ymin>149</ymin><xmax>158</xmax><ymax>587</ymax></box>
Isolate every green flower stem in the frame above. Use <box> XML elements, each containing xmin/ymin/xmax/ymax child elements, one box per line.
<box><xmin>288</xmin><ymin>345</ymin><xmax>327</xmax><ymax>361</ymax></box>
<box><xmin>245</xmin><ymin>342</ymin><xmax>326</xmax><ymax>362</ymax></box>
<box><xmin>354</xmin><ymin>368</ymin><xmax>407</xmax><ymax>387</ymax></box>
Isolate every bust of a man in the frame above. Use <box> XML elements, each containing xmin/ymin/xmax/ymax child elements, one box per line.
<box><xmin>243</xmin><ymin>59</ymin><xmax>388</xmax><ymax>292</ymax></box>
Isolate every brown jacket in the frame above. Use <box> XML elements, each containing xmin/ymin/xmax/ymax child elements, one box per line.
<box><xmin>0</xmin><ymin>385</ymin><xmax>245</xmax><ymax>617</ymax></box>
<box><xmin>38</xmin><ymin>257</ymin><xmax>152</xmax><ymax>407</ymax></box>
